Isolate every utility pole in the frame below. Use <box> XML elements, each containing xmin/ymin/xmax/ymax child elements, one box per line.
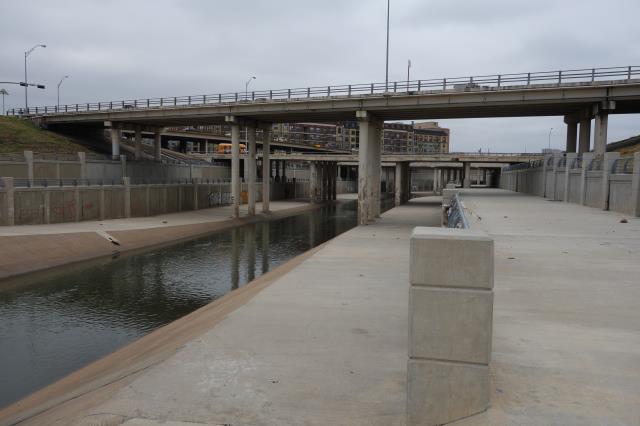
<box><xmin>57</xmin><ymin>75</ymin><xmax>69</xmax><ymax>109</ymax></box>
<box><xmin>385</xmin><ymin>0</ymin><xmax>390</xmax><ymax>92</ymax></box>
<box><xmin>407</xmin><ymin>59</ymin><xmax>411</xmax><ymax>89</ymax></box>
<box><xmin>24</xmin><ymin>44</ymin><xmax>46</xmax><ymax>112</ymax></box>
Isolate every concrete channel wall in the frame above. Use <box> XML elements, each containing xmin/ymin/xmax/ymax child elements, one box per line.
<box><xmin>0</xmin><ymin>151</ymin><xmax>230</xmax><ymax>183</ymax></box>
<box><xmin>408</xmin><ymin>224</ymin><xmax>494</xmax><ymax>426</ymax></box>
<box><xmin>0</xmin><ymin>177</ymin><xmax>358</xmax><ymax>226</ymax></box>
<box><xmin>500</xmin><ymin>152</ymin><xmax>640</xmax><ymax>217</ymax></box>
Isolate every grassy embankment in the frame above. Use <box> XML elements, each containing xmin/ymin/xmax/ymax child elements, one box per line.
<box><xmin>0</xmin><ymin>116</ymin><xmax>89</xmax><ymax>154</ymax></box>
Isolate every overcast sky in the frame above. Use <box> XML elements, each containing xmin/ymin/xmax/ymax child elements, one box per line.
<box><xmin>1</xmin><ymin>0</ymin><xmax>639</xmax><ymax>152</ymax></box>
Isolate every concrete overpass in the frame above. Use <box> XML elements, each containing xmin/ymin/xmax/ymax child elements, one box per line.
<box><xmin>15</xmin><ymin>65</ymin><xmax>640</xmax><ymax>224</ymax></box>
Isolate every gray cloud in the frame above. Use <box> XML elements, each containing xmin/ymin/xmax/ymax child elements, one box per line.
<box><xmin>0</xmin><ymin>0</ymin><xmax>638</xmax><ymax>152</ymax></box>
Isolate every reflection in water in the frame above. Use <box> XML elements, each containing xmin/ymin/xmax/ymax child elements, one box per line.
<box><xmin>0</xmin><ymin>200</ymin><xmax>371</xmax><ymax>408</ymax></box>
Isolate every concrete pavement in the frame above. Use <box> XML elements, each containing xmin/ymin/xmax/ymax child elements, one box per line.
<box><xmin>452</xmin><ymin>189</ymin><xmax>640</xmax><ymax>425</ymax></box>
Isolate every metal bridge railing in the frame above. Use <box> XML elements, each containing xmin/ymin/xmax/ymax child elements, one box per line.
<box><xmin>447</xmin><ymin>193</ymin><xmax>470</xmax><ymax>229</ymax></box>
<box><xmin>6</xmin><ymin>65</ymin><xmax>640</xmax><ymax>117</ymax></box>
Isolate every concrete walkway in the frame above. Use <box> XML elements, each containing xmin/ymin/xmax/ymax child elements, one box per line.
<box><xmin>10</xmin><ymin>197</ymin><xmax>442</xmax><ymax>426</ymax></box>
<box><xmin>453</xmin><ymin>189</ymin><xmax>640</xmax><ymax>426</ymax></box>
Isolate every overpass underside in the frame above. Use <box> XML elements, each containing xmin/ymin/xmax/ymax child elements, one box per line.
<box><xmin>36</xmin><ymin>78</ymin><xmax>640</xmax><ymax>226</ymax></box>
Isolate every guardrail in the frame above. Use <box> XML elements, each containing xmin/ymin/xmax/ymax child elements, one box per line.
<box><xmin>447</xmin><ymin>193</ymin><xmax>470</xmax><ymax>229</ymax></box>
<box><xmin>7</xmin><ymin>65</ymin><xmax>640</xmax><ymax>117</ymax></box>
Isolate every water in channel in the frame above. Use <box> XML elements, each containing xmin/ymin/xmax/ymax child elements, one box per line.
<box><xmin>0</xmin><ymin>199</ymin><xmax>393</xmax><ymax>409</ymax></box>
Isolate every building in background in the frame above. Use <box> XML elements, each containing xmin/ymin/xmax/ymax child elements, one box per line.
<box><xmin>168</xmin><ymin>120</ymin><xmax>450</xmax><ymax>154</ymax></box>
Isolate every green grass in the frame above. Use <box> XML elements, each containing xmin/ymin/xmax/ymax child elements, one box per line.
<box><xmin>0</xmin><ymin>116</ymin><xmax>90</xmax><ymax>154</ymax></box>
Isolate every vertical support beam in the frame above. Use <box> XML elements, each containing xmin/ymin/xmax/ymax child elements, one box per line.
<box><xmin>631</xmin><ymin>152</ymin><xmax>640</xmax><ymax>217</ymax></box>
<box><xmin>99</xmin><ymin>187</ymin><xmax>105</xmax><ymax>221</ymax></box>
<box><xmin>593</xmin><ymin>112</ymin><xmax>608</xmax><ymax>157</ymax></box>
<box><xmin>154</xmin><ymin>131</ymin><xmax>162</xmax><ymax>162</ymax></box>
<box><xmin>601</xmin><ymin>152</ymin><xmax>619</xmax><ymax>210</ymax></box>
<box><xmin>226</xmin><ymin>116</ymin><xmax>241</xmax><ymax>218</ymax></box>
<box><xmin>371</xmin><ymin>118</ymin><xmax>382</xmax><ymax>219</ymax></box>
<box><xmin>247</xmin><ymin>124</ymin><xmax>257</xmax><ymax>215</ymax></box>
<box><xmin>432</xmin><ymin>168</ymin><xmax>438</xmax><ymax>193</ymax></box>
<box><xmin>134</xmin><ymin>126</ymin><xmax>143</xmax><ymax>160</ymax></box>
<box><xmin>357</xmin><ymin>116</ymin><xmax>370</xmax><ymax>224</ymax></box>
<box><xmin>2</xmin><ymin>177</ymin><xmax>15</xmax><ymax>226</ymax></box>
<box><xmin>542</xmin><ymin>155</ymin><xmax>549</xmax><ymax>197</ymax></box>
<box><xmin>261</xmin><ymin>123</ymin><xmax>272</xmax><ymax>213</ymax></box>
<box><xmin>565</xmin><ymin>119</ymin><xmax>578</xmax><ymax>153</ymax></box>
<box><xmin>310</xmin><ymin>162</ymin><xmax>319</xmax><ymax>203</ymax></box>
<box><xmin>564</xmin><ymin>153</ymin><xmax>577</xmax><ymax>202</ymax></box>
<box><xmin>78</xmin><ymin>151</ymin><xmax>87</xmax><ymax>180</ymax></box>
<box><xmin>395</xmin><ymin>163</ymin><xmax>403</xmax><ymax>207</ymax></box>
<box><xmin>578</xmin><ymin>118</ymin><xmax>591</xmax><ymax>154</ymax></box>
<box><xmin>579</xmin><ymin>152</ymin><xmax>594</xmax><ymax>206</ymax></box>
<box><xmin>463</xmin><ymin>162</ymin><xmax>471</xmax><ymax>188</ymax></box>
<box><xmin>123</xmin><ymin>177</ymin><xmax>131</xmax><ymax>218</ymax></box>
<box><xmin>24</xmin><ymin>150</ymin><xmax>34</xmax><ymax>182</ymax></box>
<box><xmin>110</xmin><ymin>126</ymin><xmax>121</xmax><ymax>160</ymax></box>
<box><xmin>332</xmin><ymin>163</ymin><xmax>337</xmax><ymax>201</ymax></box>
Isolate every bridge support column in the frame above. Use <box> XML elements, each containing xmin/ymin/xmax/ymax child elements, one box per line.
<box><xmin>601</xmin><ymin>152</ymin><xmax>619</xmax><ymax>210</ymax></box>
<box><xmin>154</xmin><ymin>132</ymin><xmax>161</xmax><ymax>162</ymax></box>
<box><xmin>631</xmin><ymin>152</ymin><xmax>640</xmax><ymax>217</ymax></box>
<box><xmin>357</xmin><ymin>111</ymin><xmax>382</xmax><ymax>225</ymax></box>
<box><xmin>564</xmin><ymin>118</ymin><xmax>578</xmax><ymax>153</ymax></box>
<box><xmin>463</xmin><ymin>162</ymin><xmax>471</xmax><ymax>188</ymax></box>
<box><xmin>395</xmin><ymin>162</ymin><xmax>409</xmax><ymax>206</ymax></box>
<box><xmin>247</xmin><ymin>124</ymin><xmax>257</xmax><ymax>215</ymax></box>
<box><xmin>260</xmin><ymin>123</ymin><xmax>272</xmax><ymax>212</ymax></box>
<box><xmin>110</xmin><ymin>126</ymin><xmax>121</xmax><ymax>160</ymax></box>
<box><xmin>578</xmin><ymin>119</ymin><xmax>591</xmax><ymax>154</ymax></box>
<box><xmin>310</xmin><ymin>162</ymin><xmax>319</xmax><ymax>203</ymax></box>
<box><xmin>226</xmin><ymin>116</ymin><xmax>241</xmax><ymax>218</ymax></box>
<box><xmin>332</xmin><ymin>163</ymin><xmax>337</xmax><ymax>200</ymax></box>
<box><xmin>134</xmin><ymin>126</ymin><xmax>143</xmax><ymax>160</ymax></box>
<box><xmin>593</xmin><ymin>113</ymin><xmax>609</xmax><ymax>157</ymax></box>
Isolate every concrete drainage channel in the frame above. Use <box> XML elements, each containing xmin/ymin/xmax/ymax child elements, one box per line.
<box><xmin>407</xmin><ymin>189</ymin><xmax>494</xmax><ymax>425</ymax></box>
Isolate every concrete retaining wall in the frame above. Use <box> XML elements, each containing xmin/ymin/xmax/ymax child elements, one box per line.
<box><xmin>408</xmin><ymin>227</ymin><xmax>494</xmax><ymax>426</ymax></box>
<box><xmin>500</xmin><ymin>153</ymin><xmax>640</xmax><ymax>217</ymax></box>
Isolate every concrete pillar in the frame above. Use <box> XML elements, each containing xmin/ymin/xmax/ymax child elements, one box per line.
<box><xmin>395</xmin><ymin>163</ymin><xmax>404</xmax><ymax>207</ymax></box>
<box><xmin>275</xmin><ymin>160</ymin><xmax>280</xmax><ymax>182</ymax></box>
<box><xmin>631</xmin><ymin>152</ymin><xmax>640</xmax><ymax>217</ymax></box>
<box><xmin>154</xmin><ymin>132</ymin><xmax>162</xmax><ymax>161</ymax></box>
<box><xmin>134</xmin><ymin>126</ymin><xmax>143</xmax><ymax>160</ymax></box>
<box><xmin>247</xmin><ymin>124</ymin><xmax>257</xmax><ymax>215</ymax></box>
<box><xmin>310</xmin><ymin>162</ymin><xmax>319</xmax><ymax>203</ymax></box>
<box><xmin>432</xmin><ymin>168</ymin><xmax>438</xmax><ymax>193</ymax></box>
<box><xmin>332</xmin><ymin>163</ymin><xmax>337</xmax><ymax>201</ymax></box>
<box><xmin>601</xmin><ymin>152</ymin><xmax>620</xmax><ymax>210</ymax></box>
<box><xmin>371</xmin><ymin>120</ymin><xmax>382</xmax><ymax>219</ymax></box>
<box><xmin>408</xmin><ymin>227</ymin><xmax>494</xmax><ymax>426</ymax></box>
<box><xmin>120</xmin><ymin>154</ymin><xmax>127</xmax><ymax>179</ymax></box>
<box><xmin>226</xmin><ymin>117</ymin><xmax>241</xmax><ymax>218</ymax></box>
<box><xmin>123</xmin><ymin>177</ymin><xmax>131</xmax><ymax>218</ymax></box>
<box><xmin>593</xmin><ymin>113</ymin><xmax>608</xmax><ymax>157</ymax></box>
<box><xmin>2</xmin><ymin>177</ymin><xmax>15</xmax><ymax>226</ymax></box>
<box><xmin>261</xmin><ymin>124</ymin><xmax>271</xmax><ymax>212</ymax></box>
<box><xmin>357</xmin><ymin>111</ymin><xmax>382</xmax><ymax>224</ymax></box>
<box><xmin>110</xmin><ymin>126</ymin><xmax>121</xmax><ymax>160</ymax></box>
<box><xmin>44</xmin><ymin>191</ymin><xmax>50</xmax><ymax>224</ymax></box>
<box><xmin>578</xmin><ymin>119</ymin><xmax>591</xmax><ymax>154</ymax></box>
<box><xmin>564</xmin><ymin>153</ymin><xmax>578</xmax><ymax>202</ymax></box>
<box><xmin>78</xmin><ymin>152</ymin><xmax>87</xmax><ymax>180</ymax></box>
<box><xmin>565</xmin><ymin>119</ymin><xmax>578</xmax><ymax>153</ymax></box>
<box><xmin>24</xmin><ymin>150</ymin><xmax>34</xmax><ymax>182</ymax></box>
<box><xmin>463</xmin><ymin>162</ymin><xmax>471</xmax><ymax>188</ymax></box>
<box><xmin>579</xmin><ymin>152</ymin><xmax>594</xmax><ymax>206</ymax></box>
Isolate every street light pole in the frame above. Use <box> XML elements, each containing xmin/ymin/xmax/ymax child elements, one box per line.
<box><xmin>385</xmin><ymin>0</ymin><xmax>390</xmax><ymax>92</ymax></box>
<box><xmin>548</xmin><ymin>127</ymin><xmax>554</xmax><ymax>150</ymax></box>
<box><xmin>24</xmin><ymin>44</ymin><xmax>46</xmax><ymax>112</ymax></box>
<box><xmin>245</xmin><ymin>76</ymin><xmax>256</xmax><ymax>101</ymax></box>
<box><xmin>407</xmin><ymin>59</ymin><xmax>411</xmax><ymax>89</ymax></box>
<box><xmin>57</xmin><ymin>75</ymin><xmax>69</xmax><ymax>109</ymax></box>
<box><xmin>0</xmin><ymin>89</ymin><xmax>8</xmax><ymax>115</ymax></box>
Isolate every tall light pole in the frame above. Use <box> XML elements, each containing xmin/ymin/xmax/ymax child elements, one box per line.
<box><xmin>24</xmin><ymin>44</ymin><xmax>46</xmax><ymax>111</ymax></box>
<box><xmin>385</xmin><ymin>0</ymin><xmax>390</xmax><ymax>92</ymax></box>
<box><xmin>0</xmin><ymin>89</ymin><xmax>8</xmax><ymax>115</ymax></box>
<box><xmin>548</xmin><ymin>127</ymin><xmax>554</xmax><ymax>150</ymax></box>
<box><xmin>407</xmin><ymin>59</ymin><xmax>411</xmax><ymax>89</ymax></box>
<box><xmin>245</xmin><ymin>76</ymin><xmax>256</xmax><ymax>101</ymax></box>
<box><xmin>57</xmin><ymin>75</ymin><xmax>69</xmax><ymax>109</ymax></box>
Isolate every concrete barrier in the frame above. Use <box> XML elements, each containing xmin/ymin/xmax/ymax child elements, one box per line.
<box><xmin>500</xmin><ymin>153</ymin><xmax>639</xmax><ymax>216</ymax></box>
<box><xmin>408</xmin><ymin>227</ymin><xmax>494</xmax><ymax>426</ymax></box>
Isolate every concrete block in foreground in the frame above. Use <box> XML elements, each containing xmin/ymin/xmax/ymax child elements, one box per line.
<box><xmin>409</xmin><ymin>286</ymin><xmax>493</xmax><ymax>364</ymax></box>
<box><xmin>407</xmin><ymin>359</ymin><xmax>489</xmax><ymax>426</ymax></box>
<box><xmin>410</xmin><ymin>227</ymin><xmax>493</xmax><ymax>290</ymax></box>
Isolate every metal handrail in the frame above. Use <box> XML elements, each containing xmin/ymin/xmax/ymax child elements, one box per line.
<box><xmin>6</xmin><ymin>65</ymin><xmax>640</xmax><ymax>117</ymax></box>
<box><xmin>447</xmin><ymin>193</ymin><xmax>469</xmax><ymax>229</ymax></box>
